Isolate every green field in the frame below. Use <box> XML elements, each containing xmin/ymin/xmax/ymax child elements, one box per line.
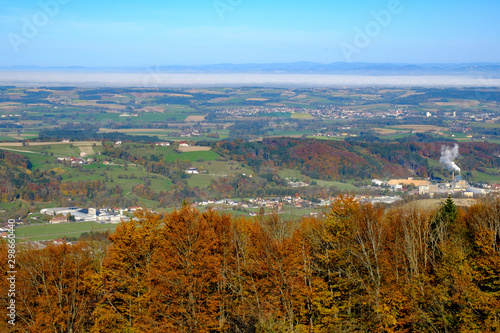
<box><xmin>92</xmin><ymin>111</ymin><xmax>192</xmax><ymax>123</ymax></box>
<box><xmin>0</xmin><ymin>148</ymin><xmax>52</xmax><ymax>169</ymax></box>
<box><xmin>473</xmin><ymin>171</ymin><xmax>500</xmax><ymax>183</ymax></box>
<box><xmin>15</xmin><ymin>222</ymin><xmax>118</xmax><ymax>241</ymax></box>
<box><xmin>0</xmin><ymin>136</ymin><xmax>19</xmax><ymax>141</ymax></box>
<box><xmin>164</xmin><ymin>150</ymin><xmax>220</xmax><ymax>162</ymax></box>
<box><xmin>63</xmin><ymin>163</ymin><xmax>173</xmax><ymax>193</ymax></box>
<box><xmin>256</xmin><ymin>112</ymin><xmax>292</xmax><ymax>118</ymax></box>
<box><xmin>186</xmin><ymin>161</ymin><xmax>253</xmax><ymax>188</ymax></box>
<box><xmin>306</xmin><ymin>135</ymin><xmax>345</xmax><ymax>141</ymax></box>
<box><xmin>191</xmin><ymin>160</ymin><xmax>252</xmax><ymax>175</ymax></box>
<box><xmin>0</xmin><ymin>144</ymin><xmax>173</xmax><ymax>201</ymax></box>
<box><xmin>425</xmin><ymin>157</ymin><xmax>442</xmax><ymax>168</ymax></box>
<box><xmin>0</xmin><ymin>200</ymin><xmax>28</xmax><ymax>211</ymax></box>
<box><xmin>291</xmin><ymin>112</ymin><xmax>314</xmax><ymax>119</ymax></box>
<box><xmin>263</xmin><ymin>130</ymin><xmax>313</xmax><ymax>137</ymax></box>
<box><xmin>187</xmin><ymin>174</ymin><xmax>217</xmax><ymax>188</ymax></box>
<box><xmin>0</xmin><ymin>143</ymin><xmax>85</xmax><ymax>157</ymax></box>
<box><xmin>278</xmin><ymin>168</ymin><xmax>358</xmax><ymax>192</ymax></box>
<box><xmin>469</xmin><ymin>123</ymin><xmax>500</xmax><ymax>128</ymax></box>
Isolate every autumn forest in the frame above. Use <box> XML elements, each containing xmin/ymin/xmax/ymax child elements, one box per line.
<box><xmin>1</xmin><ymin>196</ymin><xmax>500</xmax><ymax>332</ymax></box>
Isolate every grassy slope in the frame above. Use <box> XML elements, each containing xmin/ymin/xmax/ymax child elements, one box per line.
<box><xmin>278</xmin><ymin>168</ymin><xmax>358</xmax><ymax>191</ymax></box>
<box><xmin>186</xmin><ymin>160</ymin><xmax>254</xmax><ymax>188</ymax></box>
<box><xmin>164</xmin><ymin>150</ymin><xmax>220</xmax><ymax>162</ymax></box>
<box><xmin>15</xmin><ymin>222</ymin><xmax>118</xmax><ymax>241</ymax></box>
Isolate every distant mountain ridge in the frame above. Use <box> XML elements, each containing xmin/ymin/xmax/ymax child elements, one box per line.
<box><xmin>3</xmin><ymin>62</ymin><xmax>500</xmax><ymax>76</ymax></box>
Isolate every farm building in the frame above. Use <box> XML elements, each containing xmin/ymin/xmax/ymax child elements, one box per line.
<box><xmin>387</xmin><ymin>178</ymin><xmax>431</xmax><ymax>187</ymax></box>
<box><xmin>50</xmin><ymin>215</ymin><xmax>68</xmax><ymax>224</ymax></box>
<box><xmin>185</xmin><ymin>168</ymin><xmax>199</xmax><ymax>174</ymax></box>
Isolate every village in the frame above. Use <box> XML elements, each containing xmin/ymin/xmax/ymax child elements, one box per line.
<box><xmin>191</xmin><ymin>195</ymin><xmax>403</xmax><ymax>215</ymax></box>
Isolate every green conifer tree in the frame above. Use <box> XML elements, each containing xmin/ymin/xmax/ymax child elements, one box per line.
<box><xmin>441</xmin><ymin>194</ymin><xmax>458</xmax><ymax>225</ymax></box>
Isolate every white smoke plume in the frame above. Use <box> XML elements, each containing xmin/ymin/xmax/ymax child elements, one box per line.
<box><xmin>439</xmin><ymin>144</ymin><xmax>460</xmax><ymax>173</ymax></box>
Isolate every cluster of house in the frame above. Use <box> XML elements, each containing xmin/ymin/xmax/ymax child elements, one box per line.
<box><xmin>281</xmin><ymin>196</ymin><xmax>314</xmax><ymax>208</ymax></box>
<box><xmin>371</xmin><ymin>176</ymin><xmax>497</xmax><ymax>198</ymax></box>
<box><xmin>177</xmin><ymin>130</ymin><xmax>201</xmax><ymax>137</ymax></box>
<box><xmin>193</xmin><ymin>199</ymin><xmax>242</xmax><ymax>207</ymax></box>
<box><xmin>230</xmin><ymin>196</ymin><xmax>314</xmax><ymax>210</ymax></box>
<box><xmin>0</xmin><ymin>239</ymin><xmax>72</xmax><ymax>249</ymax></box>
<box><xmin>56</xmin><ymin>156</ymin><xmax>95</xmax><ymax>166</ymax></box>
<box><xmin>216</xmin><ymin>106</ymin><xmax>297</xmax><ymax>118</ymax></box>
<box><xmin>1</xmin><ymin>113</ymin><xmax>21</xmax><ymax>118</ymax></box>
<box><xmin>313</xmin><ymin>132</ymin><xmax>358</xmax><ymax>138</ymax></box>
<box><xmin>216</xmin><ymin>104</ymin><xmax>412</xmax><ymax>121</ymax></box>
<box><xmin>317</xmin><ymin>195</ymin><xmax>402</xmax><ymax>206</ymax></box>
<box><xmin>285</xmin><ymin>178</ymin><xmax>310</xmax><ymax>187</ymax></box>
<box><xmin>0</xmin><ymin>220</ymin><xmax>22</xmax><ymax>238</ymax></box>
<box><xmin>191</xmin><ymin>195</ymin><xmax>406</xmax><ymax>217</ymax></box>
<box><xmin>457</xmin><ymin>111</ymin><xmax>499</xmax><ymax>123</ymax></box>
<box><xmin>193</xmin><ymin>196</ymin><xmax>317</xmax><ymax>211</ymax></box>
<box><xmin>40</xmin><ymin>207</ymin><xmax>132</xmax><ymax>224</ymax></box>
<box><xmin>185</xmin><ymin>167</ymin><xmax>200</xmax><ymax>174</ymax></box>
<box><xmin>309</xmin><ymin>107</ymin><xmax>410</xmax><ymax>120</ymax></box>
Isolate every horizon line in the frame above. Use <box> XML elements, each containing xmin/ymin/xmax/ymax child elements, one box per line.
<box><xmin>2</xmin><ymin>61</ymin><xmax>500</xmax><ymax>70</ymax></box>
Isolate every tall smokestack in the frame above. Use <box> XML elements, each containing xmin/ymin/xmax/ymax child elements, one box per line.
<box><xmin>452</xmin><ymin>171</ymin><xmax>455</xmax><ymax>181</ymax></box>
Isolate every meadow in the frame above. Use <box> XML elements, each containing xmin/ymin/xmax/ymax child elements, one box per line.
<box><xmin>14</xmin><ymin>221</ymin><xmax>118</xmax><ymax>241</ymax></box>
<box><xmin>278</xmin><ymin>168</ymin><xmax>359</xmax><ymax>191</ymax></box>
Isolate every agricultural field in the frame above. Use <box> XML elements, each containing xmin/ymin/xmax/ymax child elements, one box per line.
<box><xmin>176</xmin><ymin>146</ymin><xmax>212</xmax><ymax>152</ymax></box>
<box><xmin>1</xmin><ymin>86</ymin><xmax>498</xmax><ymax>145</ymax></box>
<box><xmin>187</xmin><ymin>160</ymin><xmax>253</xmax><ymax>188</ymax></box>
<box><xmin>61</xmin><ymin>163</ymin><xmax>173</xmax><ymax>194</ymax></box>
<box><xmin>396</xmin><ymin>125</ymin><xmax>449</xmax><ymax>133</ymax></box>
<box><xmin>291</xmin><ymin>112</ymin><xmax>314</xmax><ymax>119</ymax></box>
<box><xmin>185</xmin><ymin>115</ymin><xmax>206</xmax><ymax>122</ymax></box>
<box><xmin>374</xmin><ymin>125</ymin><xmax>449</xmax><ymax>135</ymax></box>
<box><xmin>15</xmin><ymin>222</ymin><xmax>118</xmax><ymax>241</ymax></box>
<box><xmin>0</xmin><ymin>141</ymin><xmax>102</xmax><ymax>158</ymax></box>
<box><xmin>164</xmin><ymin>150</ymin><xmax>220</xmax><ymax>162</ymax></box>
<box><xmin>0</xmin><ymin>85</ymin><xmax>499</xmax><ymax>222</ymax></box>
<box><xmin>373</xmin><ymin>128</ymin><xmax>409</xmax><ymax>135</ymax></box>
<box><xmin>408</xmin><ymin>198</ymin><xmax>477</xmax><ymax>210</ymax></box>
<box><xmin>278</xmin><ymin>168</ymin><xmax>359</xmax><ymax>192</ymax></box>
<box><xmin>0</xmin><ymin>141</ymin><xmax>173</xmax><ymax>197</ymax></box>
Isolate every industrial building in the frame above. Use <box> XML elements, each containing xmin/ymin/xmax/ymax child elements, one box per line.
<box><xmin>41</xmin><ymin>207</ymin><xmax>129</xmax><ymax>224</ymax></box>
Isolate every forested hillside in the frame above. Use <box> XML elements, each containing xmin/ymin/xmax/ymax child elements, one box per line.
<box><xmin>0</xmin><ymin>150</ymin><xmax>134</xmax><ymax>208</ymax></box>
<box><xmin>2</xmin><ymin>197</ymin><xmax>500</xmax><ymax>332</ymax></box>
<box><xmin>2</xmin><ymin>138</ymin><xmax>499</xmax><ymax>213</ymax></box>
<box><xmin>213</xmin><ymin>138</ymin><xmax>500</xmax><ymax>180</ymax></box>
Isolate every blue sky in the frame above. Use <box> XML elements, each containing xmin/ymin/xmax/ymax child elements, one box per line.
<box><xmin>1</xmin><ymin>0</ymin><xmax>499</xmax><ymax>67</ymax></box>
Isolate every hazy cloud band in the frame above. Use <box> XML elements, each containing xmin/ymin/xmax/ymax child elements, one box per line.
<box><xmin>1</xmin><ymin>72</ymin><xmax>500</xmax><ymax>88</ymax></box>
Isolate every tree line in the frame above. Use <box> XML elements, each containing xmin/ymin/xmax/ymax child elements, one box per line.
<box><xmin>0</xmin><ymin>151</ymin><xmax>135</xmax><ymax>209</ymax></box>
<box><xmin>1</xmin><ymin>196</ymin><xmax>500</xmax><ymax>332</ymax></box>
<box><xmin>212</xmin><ymin>138</ymin><xmax>500</xmax><ymax>181</ymax></box>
